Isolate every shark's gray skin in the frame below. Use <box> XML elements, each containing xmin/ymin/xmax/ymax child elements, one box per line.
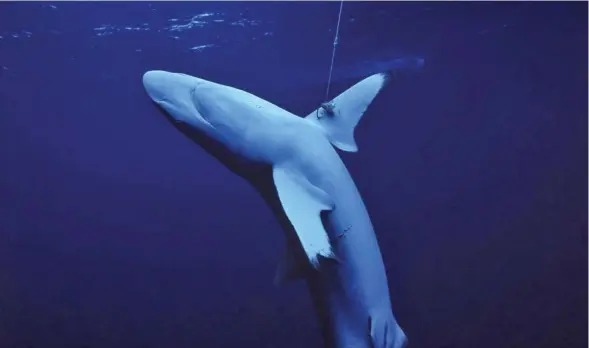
<box><xmin>142</xmin><ymin>70</ymin><xmax>408</xmax><ymax>348</ymax></box>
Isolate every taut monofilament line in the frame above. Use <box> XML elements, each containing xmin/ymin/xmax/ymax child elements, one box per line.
<box><xmin>325</xmin><ymin>0</ymin><xmax>344</xmax><ymax>102</ymax></box>
<box><xmin>317</xmin><ymin>0</ymin><xmax>344</xmax><ymax>119</ymax></box>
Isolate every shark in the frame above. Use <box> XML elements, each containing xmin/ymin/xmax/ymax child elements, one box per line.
<box><xmin>142</xmin><ymin>69</ymin><xmax>408</xmax><ymax>348</ymax></box>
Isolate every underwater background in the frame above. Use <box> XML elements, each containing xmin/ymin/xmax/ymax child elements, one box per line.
<box><xmin>0</xmin><ymin>1</ymin><xmax>587</xmax><ymax>348</ymax></box>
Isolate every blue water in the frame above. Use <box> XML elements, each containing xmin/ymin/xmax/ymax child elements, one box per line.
<box><xmin>0</xmin><ymin>2</ymin><xmax>586</xmax><ymax>348</ymax></box>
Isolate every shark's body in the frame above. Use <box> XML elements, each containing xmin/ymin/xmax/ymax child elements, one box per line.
<box><xmin>143</xmin><ymin>70</ymin><xmax>407</xmax><ymax>348</ymax></box>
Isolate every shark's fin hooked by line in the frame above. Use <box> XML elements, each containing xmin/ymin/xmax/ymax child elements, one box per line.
<box><xmin>272</xmin><ymin>165</ymin><xmax>336</xmax><ymax>269</ymax></box>
<box><xmin>305</xmin><ymin>72</ymin><xmax>390</xmax><ymax>153</ymax></box>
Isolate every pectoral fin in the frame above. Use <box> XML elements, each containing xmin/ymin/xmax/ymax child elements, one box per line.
<box><xmin>272</xmin><ymin>165</ymin><xmax>335</xmax><ymax>269</ymax></box>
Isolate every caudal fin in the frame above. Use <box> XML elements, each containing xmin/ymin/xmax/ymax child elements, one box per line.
<box><xmin>305</xmin><ymin>72</ymin><xmax>390</xmax><ymax>152</ymax></box>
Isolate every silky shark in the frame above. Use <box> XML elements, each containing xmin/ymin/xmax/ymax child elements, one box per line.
<box><xmin>142</xmin><ymin>70</ymin><xmax>408</xmax><ymax>348</ymax></box>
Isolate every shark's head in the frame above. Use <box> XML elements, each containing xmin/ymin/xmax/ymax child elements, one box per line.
<box><xmin>141</xmin><ymin>69</ymin><xmax>273</xmax><ymax>175</ymax></box>
<box><xmin>142</xmin><ymin>70</ymin><xmax>214</xmax><ymax>131</ymax></box>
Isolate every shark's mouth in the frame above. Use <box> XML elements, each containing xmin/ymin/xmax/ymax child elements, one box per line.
<box><xmin>150</xmin><ymin>92</ymin><xmax>212</xmax><ymax>129</ymax></box>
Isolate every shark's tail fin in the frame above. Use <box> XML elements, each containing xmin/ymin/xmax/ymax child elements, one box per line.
<box><xmin>305</xmin><ymin>72</ymin><xmax>390</xmax><ymax>153</ymax></box>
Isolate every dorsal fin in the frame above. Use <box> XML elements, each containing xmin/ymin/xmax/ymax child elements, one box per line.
<box><xmin>305</xmin><ymin>72</ymin><xmax>390</xmax><ymax>152</ymax></box>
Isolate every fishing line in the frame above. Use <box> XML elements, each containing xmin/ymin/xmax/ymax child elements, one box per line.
<box><xmin>317</xmin><ymin>0</ymin><xmax>344</xmax><ymax>119</ymax></box>
<box><xmin>325</xmin><ymin>0</ymin><xmax>344</xmax><ymax>101</ymax></box>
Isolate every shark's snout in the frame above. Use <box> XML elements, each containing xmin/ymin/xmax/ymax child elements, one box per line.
<box><xmin>143</xmin><ymin>70</ymin><xmax>169</xmax><ymax>86</ymax></box>
<box><xmin>142</xmin><ymin>70</ymin><xmax>163</xmax><ymax>85</ymax></box>
<box><xmin>142</xmin><ymin>70</ymin><xmax>172</xmax><ymax>102</ymax></box>
<box><xmin>142</xmin><ymin>70</ymin><xmax>203</xmax><ymax>102</ymax></box>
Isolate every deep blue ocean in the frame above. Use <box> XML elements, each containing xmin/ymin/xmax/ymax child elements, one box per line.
<box><xmin>0</xmin><ymin>2</ymin><xmax>587</xmax><ymax>348</ymax></box>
